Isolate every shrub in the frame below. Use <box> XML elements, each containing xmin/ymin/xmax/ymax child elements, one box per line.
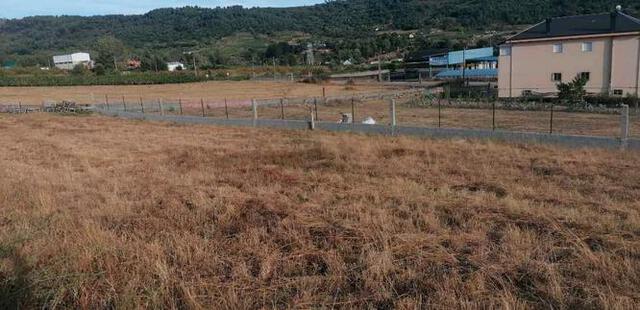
<box><xmin>557</xmin><ymin>76</ymin><xmax>587</xmax><ymax>105</ymax></box>
<box><xmin>93</xmin><ymin>63</ymin><xmax>106</xmax><ymax>76</ymax></box>
<box><xmin>585</xmin><ymin>94</ymin><xmax>639</xmax><ymax>107</ymax></box>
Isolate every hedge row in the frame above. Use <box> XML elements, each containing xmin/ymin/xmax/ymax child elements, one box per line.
<box><xmin>584</xmin><ymin>95</ymin><xmax>639</xmax><ymax>107</ymax></box>
<box><xmin>0</xmin><ymin>72</ymin><xmax>210</xmax><ymax>87</ymax></box>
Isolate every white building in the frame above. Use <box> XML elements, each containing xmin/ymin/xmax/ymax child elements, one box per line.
<box><xmin>167</xmin><ymin>62</ymin><xmax>186</xmax><ymax>72</ymax></box>
<box><xmin>53</xmin><ymin>53</ymin><xmax>92</xmax><ymax>70</ymax></box>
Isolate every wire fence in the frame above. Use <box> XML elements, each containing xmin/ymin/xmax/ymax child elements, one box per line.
<box><xmin>2</xmin><ymin>85</ymin><xmax>638</xmax><ymax>139</ymax></box>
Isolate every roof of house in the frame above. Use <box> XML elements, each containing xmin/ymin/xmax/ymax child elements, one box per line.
<box><xmin>508</xmin><ymin>10</ymin><xmax>640</xmax><ymax>42</ymax></box>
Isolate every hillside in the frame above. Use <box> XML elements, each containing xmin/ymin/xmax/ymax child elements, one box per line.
<box><xmin>0</xmin><ymin>0</ymin><xmax>638</xmax><ymax>67</ymax></box>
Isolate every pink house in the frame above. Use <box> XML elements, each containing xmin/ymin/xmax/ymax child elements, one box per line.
<box><xmin>498</xmin><ymin>9</ymin><xmax>640</xmax><ymax>98</ymax></box>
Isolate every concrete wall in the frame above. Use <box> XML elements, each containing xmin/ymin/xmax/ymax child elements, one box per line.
<box><xmin>498</xmin><ymin>34</ymin><xmax>640</xmax><ymax>97</ymax></box>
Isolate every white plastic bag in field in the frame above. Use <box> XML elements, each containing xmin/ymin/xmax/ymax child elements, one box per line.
<box><xmin>362</xmin><ymin>117</ymin><xmax>376</xmax><ymax>125</ymax></box>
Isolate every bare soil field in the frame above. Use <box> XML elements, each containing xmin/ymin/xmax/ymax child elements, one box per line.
<box><xmin>0</xmin><ymin>81</ymin><xmax>394</xmax><ymax>105</ymax></box>
<box><xmin>1</xmin><ymin>114</ymin><xmax>639</xmax><ymax>308</ymax></box>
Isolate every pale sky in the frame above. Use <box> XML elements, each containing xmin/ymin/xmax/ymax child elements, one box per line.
<box><xmin>1</xmin><ymin>1</ymin><xmax>325</xmax><ymax>19</ymax></box>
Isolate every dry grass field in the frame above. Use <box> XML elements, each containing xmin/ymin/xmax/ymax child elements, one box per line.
<box><xmin>0</xmin><ymin>81</ymin><xmax>393</xmax><ymax>105</ymax></box>
<box><xmin>1</xmin><ymin>114</ymin><xmax>639</xmax><ymax>308</ymax></box>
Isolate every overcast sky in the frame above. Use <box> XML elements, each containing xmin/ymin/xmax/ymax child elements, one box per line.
<box><xmin>1</xmin><ymin>0</ymin><xmax>325</xmax><ymax>19</ymax></box>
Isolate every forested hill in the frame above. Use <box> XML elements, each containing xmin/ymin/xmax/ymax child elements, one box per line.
<box><xmin>1</xmin><ymin>0</ymin><xmax>638</xmax><ymax>66</ymax></box>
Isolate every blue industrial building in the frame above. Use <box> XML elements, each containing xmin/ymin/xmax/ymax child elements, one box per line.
<box><xmin>426</xmin><ymin>47</ymin><xmax>498</xmax><ymax>80</ymax></box>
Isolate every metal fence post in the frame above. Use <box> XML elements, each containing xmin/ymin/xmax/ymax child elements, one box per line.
<box><xmin>201</xmin><ymin>98</ymin><xmax>205</xmax><ymax>117</ymax></box>
<box><xmin>18</xmin><ymin>101</ymin><xmax>22</xmax><ymax>113</ymax></box>
<box><xmin>122</xmin><ymin>96</ymin><xmax>127</xmax><ymax>112</ymax></box>
<box><xmin>140</xmin><ymin>97</ymin><xmax>144</xmax><ymax>114</ymax></box>
<box><xmin>438</xmin><ymin>96</ymin><xmax>442</xmax><ymax>128</ymax></box>
<box><xmin>224</xmin><ymin>98</ymin><xmax>229</xmax><ymax>119</ymax></box>
<box><xmin>492</xmin><ymin>101</ymin><xmax>496</xmax><ymax>131</ymax></box>
<box><xmin>178</xmin><ymin>99</ymin><xmax>183</xmax><ymax>115</ymax></box>
<box><xmin>549</xmin><ymin>103</ymin><xmax>554</xmax><ymax>134</ymax></box>
<box><xmin>252</xmin><ymin>99</ymin><xmax>258</xmax><ymax>127</ymax></box>
<box><xmin>105</xmin><ymin>95</ymin><xmax>110</xmax><ymax>110</ymax></box>
<box><xmin>351</xmin><ymin>97</ymin><xmax>356</xmax><ymax>125</ymax></box>
<box><xmin>621</xmin><ymin>104</ymin><xmax>630</xmax><ymax>149</ymax></box>
<box><xmin>159</xmin><ymin>99</ymin><xmax>164</xmax><ymax>116</ymax></box>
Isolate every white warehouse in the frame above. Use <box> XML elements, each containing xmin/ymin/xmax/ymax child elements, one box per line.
<box><xmin>167</xmin><ymin>62</ymin><xmax>186</xmax><ymax>72</ymax></box>
<box><xmin>53</xmin><ymin>53</ymin><xmax>93</xmax><ymax>70</ymax></box>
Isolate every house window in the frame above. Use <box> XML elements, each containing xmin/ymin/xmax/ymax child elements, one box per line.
<box><xmin>581</xmin><ymin>42</ymin><xmax>593</xmax><ymax>52</ymax></box>
<box><xmin>553</xmin><ymin>43</ymin><xmax>563</xmax><ymax>53</ymax></box>
<box><xmin>552</xmin><ymin>73</ymin><xmax>562</xmax><ymax>82</ymax></box>
<box><xmin>578</xmin><ymin>72</ymin><xmax>590</xmax><ymax>81</ymax></box>
<box><xmin>499</xmin><ymin>46</ymin><xmax>511</xmax><ymax>56</ymax></box>
<box><xmin>613</xmin><ymin>89</ymin><xmax>624</xmax><ymax>96</ymax></box>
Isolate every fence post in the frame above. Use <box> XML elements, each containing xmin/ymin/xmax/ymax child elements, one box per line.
<box><xmin>438</xmin><ymin>95</ymin><xmax>442</xmax><ymax>128</ymax></box>
<box><xmin>280</xmin><ymin>98</ymin><xmax>285</xmax><ymax>120</ymax></box>
<box><xmin>18</xmin><ymin>101</ymin><xmax>22</xmax><ymax>113</ymax></box>
<box><xmin>313</xmin><ymin>97</ymin><xmax>319</xmax><ymax>121</ymax></box>
<box><xmin>140</xmin><ymin>97</ymin><xmax>144</xmax><ymax>114</ymax></box>
<box><xmin>178</xmin><ymin>99</ymin><xmax>183</xmax><ymax>115</ymax></box>
<box><xmin>351</xmin><ymin>97</ymin><xmax>356</xmax><ymax>125</ymax></box>
<box><xmin>105</xmin><ymin>95</ymin><xmax>110</xmax><ymax>110</ymax></box>
<box><xmin>224</xmin><ymin>98</ymin><xmax>229</xmax><ymax>119</ymax></box>
<box><xmin>492</xmin><ymin>101</ymin><xmax>496</xmax><ymax>131</ymax></box>
<box><xmin>159</xmin><ymin>99</ymin><xmax>164</xmax><ymax>116</ymax></box>
<box><xmin>122</xmin><ymin>96</ymin><xmax>127</xmax><ymax>112</ymax></box>
<box><xmin>309</xmin><ymin>107</ymin><xmax>315</xmax><ymax>130</ymax></box>
<box><xmin>390</xmin><ymin>98</ymin><xmax>397</xmax><ymax>135</ymax></box>
<box><xmin>201</xmin><ymin>98</ymin><xmax>205</xmax><ymax>117</ymax></box>
<box><xmin>252</xmin><ymin>99</ymin><xmax>258</xmax><ymax>127</ymax></box>
<box><xmin>621</xmin><ymin>104</ymin><xmax>629</xmax><ymax>149</ymax></box>
<box><xmin>549</xmin><ymin>103</ymin><xmax>554</xmax><ymax>134</ymax></box>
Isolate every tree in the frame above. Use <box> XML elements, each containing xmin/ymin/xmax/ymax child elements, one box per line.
<box><xmin>93</xmin><ymin>63</ymin><xmax>106</xmax><ymax>76</ymax></box>
<box><xmin>557</xmin><ymin>75</ymin><xmax>588</xmax><ymax>105</ymax></box>
<box><xmin>94</xmin><ymin>36</ymin><xmax>125</xmax><ymax>71</ymax></box>
<box><xmin>71</xmin><ymin>64</ymin><xmax>88</xmax><ymax>75</ymax></box>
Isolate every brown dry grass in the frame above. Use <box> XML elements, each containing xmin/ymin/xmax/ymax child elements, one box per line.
<box><xmin>1</xmin><ymin>114</ymin><xmax>639</xmax><ymax>309</ymax></box>
<box><xmin>0</xmin><ymin>81</ymin><xmax>393</xmax><ymax>105</ymax></box>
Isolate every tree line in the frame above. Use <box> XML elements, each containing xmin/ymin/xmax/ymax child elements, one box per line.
<box><xmin>0</xmin><ymin>0</ymin><xmax>638</xmax><ymax>69</ymax></box>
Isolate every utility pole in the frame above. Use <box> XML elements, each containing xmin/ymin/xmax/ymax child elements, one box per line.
<box><xmin>378</xmin><ymin>55</ymin><xmax>382</xmax><ymax>82</ymax></box>
<box><xmin>183</xmin><ymin>51</ymin><xmax>199</xmax><ymax>77</ymax></box>
<box><xmin>462</xmin><ymin>47</ymin><xmax>467</xmax><ymax>85</ymax></box>
<box><xmin>193</xmin><ymin>55</ymin><xmax>198</xmax><ymax>77</ymax></box>
<box><xmin>273</xmin><ymin>57</ymin><xmax>277</xmax><ymax>80</ymax></box>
